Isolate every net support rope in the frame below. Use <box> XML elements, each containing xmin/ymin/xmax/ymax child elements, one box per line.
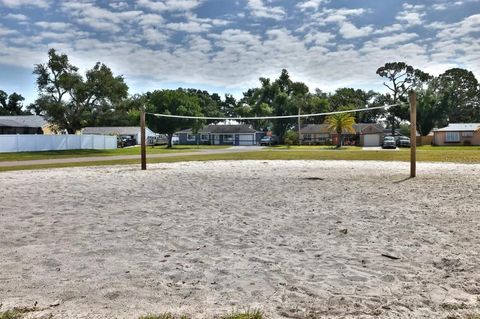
<box><xmin>146</xmin><ymin>103</ymin><xmax>400</xmax><ymax>121</ymax></box>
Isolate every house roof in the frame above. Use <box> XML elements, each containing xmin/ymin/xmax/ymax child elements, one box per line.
<box><xmin>83</xmin><ymin>126</ymin><xmax>142</xmax><ymax>135</ymax></box>
<box><xmin>178</xmin><ymin>124</ymin><xmax>257</xmax><ymax>134</ymax></box>
<box><xmin>354</xmin><ymin>123</ymin><xmax>384</xmax><ymax>134</ymax></box>
<box><xmin>300</xmin><ymin>123</ymin><xmax>384</xmax><ymax>134</ymax></box>
<box><xmin>300</xmin><ymin>124</ymin><xmax>331</xmax><ymax>134</ymax></box>
<box><xmin>0</xmin><ymin>115</ymin><xmax>47</xmax><ymax>128</ymax></box>
<box><xmin>435</xmin><ymin>123</ymin><xmax>480</xmax><ymax>132</ymax></box>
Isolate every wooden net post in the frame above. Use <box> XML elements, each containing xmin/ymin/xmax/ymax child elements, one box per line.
<box><xmin>140</xmin><ymin>106</ymin><xmax>147</xmax><ymax>171</ymax></box>
<box><xmin>409</xmin><ymin>91</ymin><xmax>417</xmax><ymax>178</ymax></box>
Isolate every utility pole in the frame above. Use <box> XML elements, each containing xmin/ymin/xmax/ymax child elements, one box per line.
<box><xmin>298</xmin><ymin>105</ymin><xmax>302</xmax><ymax>146</ymax></box>
<box><xmin>409</xmin><ymin>91</ymin><xmax>417</xmax><ymax>178</ymax></box>
<box><xmin>140</xmin><ymin>105</ymin><xmax>147</xmax><ymax>171</ymax></box>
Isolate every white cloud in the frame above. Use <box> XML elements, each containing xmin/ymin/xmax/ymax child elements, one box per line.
<box><xmin>373</xmin><ymin>23</ymin><xmax>404</xmax><ymax>35</ymax></box>
<box><xmin>0</xmin><ymin>0</ymin><xmax>50</xmax><ymax>8</ymax></box>
<box><xmin>435</xmin><ymin>14</ymin><xmax>480</xmax><ymax>38</ymax></box>
<box><xmin>396</xmin><ymin>3</ymin><xmax>425</xmax><ymax>26</ymax></box>
<box><xmin>0</xmin><ymin>26</ymin><xmax>17</xmax><ymax>37</ymax></box>
<box><xmin>109</xmin><ymin>1</ymin><xmax>129</xmax><ymax>10</ymax></box>
<box><xmin>304</xmin><ymin>31</ymin><xmax>334</xmax><ymax>45</ymax></box>
<box><xmin>35</xmin><ymin>21</ymin><xmax>73</xmax><ymax>30</ymax></box>
<box><xmin>61</xmin><ymin>1</ymin><xmax>143</xmax><ymax>33</ymax></box>
<box><xmin>136</xmin><ymin>0</ymin><xmax>204</xmax><ymax>12</ymax></box>
<box><xmin>338</xmin><ymin>21</ymin><xmax>373</xmax><ymax>39</ymax></box>
<box><xmin>296</xmin><ymin>0</ymin><xmax>329</xmax><ymax>11</ymax></box>
<box><xmin>247</xmin><ymin>0</ymin><xmax>285</xmax><ymax>20</ymax></box>
<box><xmin>4</xmin><ymin>13</ymin><xmax>29</xmax><ymax>21</ymax></box>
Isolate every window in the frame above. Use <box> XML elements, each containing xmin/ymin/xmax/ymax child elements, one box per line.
<box><xmin>223</xmin><ymin>134</ymin><xmax>233</xmax><ymax>142</ymax></box>
<box><xmin>201</xmin><ymin>134</ymin><xmax>209</xmax><ymax>141</ymax></box>
<box><xmin>187</xmin><ymin>134</ymin><xmax>196</xmax><ymax>141</ymax></box>
<box><xmin>462</xmin><ymin>131</ymin><xmax>474</xmax><ymax>137</ymax></box>
<box><xmin>303</xmin><ymin>134</ymin><xmax>312</xmax><ymax>141</ymax></box>
<box><xmin>445</xmin><ymin>132</ymin><xmax>460</xmax><ymax>142</ymax></box>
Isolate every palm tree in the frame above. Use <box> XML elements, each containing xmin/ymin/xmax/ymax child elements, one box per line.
<box><xmin>325</xmin><ymin>113</ymin><xmax>356</xmax><ymax>148</ymax></box>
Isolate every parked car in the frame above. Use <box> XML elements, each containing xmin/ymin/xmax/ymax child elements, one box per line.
<box><xmin>260</xmin><ymin>136</ymin><xmax>278</xmax><ymax>146</ymax></box>
<box><xmin>118</xmin><ymin>136</ymin><xmax>136</xmax><ymax>148</ymax></box>
<box><xmin>396</xmin><ymin>136</ymin><xmax>411</xmax><ymax>147</ymax></box>
<box><xmin>382</xmin><ymin>136</ymin><xmax>397</xmax><ymax>149</ymax></box>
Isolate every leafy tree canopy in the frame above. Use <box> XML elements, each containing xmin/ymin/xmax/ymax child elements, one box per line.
<box><xmin>33</xmin><ymin>48</ymin><xmax>129</xmax><ymax>133</ymax></box>
<box><xmin>0</xmin><ymin>90</ymin><xmax>28</xmax><ymax>115</ymax></box>
<box><xmin>146</xmin><ymin>89</ymin><xmax>205</xmax><ymax>148</ymax></box>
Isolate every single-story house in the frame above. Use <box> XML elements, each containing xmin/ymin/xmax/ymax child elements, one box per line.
<box><xmin>82</xmin><ymin>126</ymin><xmax>157</xmax><ymax>145</ymax></box>
<box><xmin>0</xmin><ymin>115</ymin><xmax>49</xmax><ymax>134</ymax></box>
<box><xmin>176</xmin><ymin>124</ymin><xmax>265</xmax><ymax>146</ymax></box>
<box><xmin>433</xmin><ymin>123</ymin><xmax>480</xmax><ymax>146</ymax></box>
<box><xmin>299</xmin><ymin>123</ymin><xmax>385</xmax><ymax>146</ymax></box>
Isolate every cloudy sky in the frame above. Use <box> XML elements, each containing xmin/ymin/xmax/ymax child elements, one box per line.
<box><xmin>0</xmin><ymin>0</ymin><xmax>479</xmax><ymax>104</ymax></box>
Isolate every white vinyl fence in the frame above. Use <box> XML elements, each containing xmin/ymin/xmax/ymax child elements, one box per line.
<box><xmin>0</xmin><ymin>135</ymin><xmax>117</xmax><ymax>153</ymax></box>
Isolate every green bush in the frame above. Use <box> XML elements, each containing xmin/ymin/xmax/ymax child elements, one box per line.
<box><xmin>284</xmin><ymin>130</ymin><xmax>299</xmax><ymax>147</ymax></box>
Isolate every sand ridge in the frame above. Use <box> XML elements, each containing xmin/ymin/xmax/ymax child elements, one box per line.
<box><xmin>1</xmin><ymin>160</ymin><xmax>479</xmax><ymax>318</ymax></box>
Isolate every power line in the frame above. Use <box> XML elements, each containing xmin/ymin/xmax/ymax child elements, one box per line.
<box><xmin>146</xmin><ymin>104</ymin><xmax>399</xmax><ymax>121</ymax></box>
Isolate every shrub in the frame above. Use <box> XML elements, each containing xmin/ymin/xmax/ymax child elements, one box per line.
<box><xmin>284</xmin><ymin>130</ymin><xmax>299</xmax><ymax>148</ymax></box>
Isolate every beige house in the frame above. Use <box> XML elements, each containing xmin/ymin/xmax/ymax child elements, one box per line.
<box><xmin>433</xmin><ymin>123</ymin><xmax>480</xmax><ymax>146</ymax></box>
<box><xmin>299</xmin><ymin>123</ymin><xmax>385</xmax><ymax>146</ymax></box>
<box><xmin>0</xmin><ymin>115</ymin><xmax>53</xmax><ymax>134</ymax></box>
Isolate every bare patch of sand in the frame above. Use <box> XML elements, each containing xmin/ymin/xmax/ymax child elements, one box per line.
<box><xmin>1</xmin><ymin>161</ymin><xmax>479</xmax><ymax>318</ymax></box>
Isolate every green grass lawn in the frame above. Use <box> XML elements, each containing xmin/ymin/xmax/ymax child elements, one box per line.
<box><xmin>0</xmin><ymin>145</ymin><xmax>230</xmax><ymax>162</ymax></box>
<box><xmin>1</xmin><ymin>145</ymin><xmax>479</xmax><ymax>172</ymax></box>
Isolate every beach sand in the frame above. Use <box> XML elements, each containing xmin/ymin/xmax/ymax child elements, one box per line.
<box><xmin>1</xmin><ymin>160</ymin><xmax>479</xmax><ymax>318</ymax></box>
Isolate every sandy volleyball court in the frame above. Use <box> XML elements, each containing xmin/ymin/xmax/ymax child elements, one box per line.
<box><xmin>1</xmin><ymin>161</ymin><xmax>480</xmax><ymax>319</ymax></box>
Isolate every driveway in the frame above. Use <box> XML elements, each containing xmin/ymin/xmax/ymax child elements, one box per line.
<box><xmin>362</xmin><ymin>146</ymin><xmax>399</xmax><ymax>151</ymax></box>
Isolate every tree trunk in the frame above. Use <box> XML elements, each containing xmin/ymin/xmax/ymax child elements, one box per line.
<box><xmin>391</xmin><ymin>95</ymin><xmax>397</xmax><ymax>137</ymax></box>
<box><xmin>167</xmin><ymin>134</ymin><xmax>173</xmax><ymax>149</ymax></box>
<box><xmin>391</xmin><ymin>117</ymin><xmax>395</xmax><ymax>137</ymax></box>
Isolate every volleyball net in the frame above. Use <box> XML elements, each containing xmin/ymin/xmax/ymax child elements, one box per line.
<box><xmin>140</xmin><ymin>96</ymin><xmax>417</xmax><ymax>178</ymax></box>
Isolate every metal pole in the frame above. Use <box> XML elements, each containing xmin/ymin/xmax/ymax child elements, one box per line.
<box><xmin>140</xmin><ymin>106</ymin><xmax>147</xmax><ymax>171</ymax></box>
<box><xmin>409</xmin><ymin>91</ymin><xmax>417</xmax><ymax>178</ymax></box>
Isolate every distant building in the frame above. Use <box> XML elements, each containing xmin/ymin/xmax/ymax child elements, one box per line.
<box><xmin>433</xmin><ymin>123</ymin><xmax>480</xmax><ymax>146</ymax></box>
<box><xmin>0</xmin><ymin>115</ymin><xmax>49</xmax><ymax>134</ymax></box>
<box><xmin>82</xmin><ymin>126</ymin><xmax>157</xmax><ymax>145</ymax></box>
<box><xmin>176</xmin><ymin>124</ymin><xmax>265</xmax><ymax>146</ymax></box>
<box><xmin>299</xmin><ymin>123</ymin><xmax>385</xmax><ymax>146</ymax></box>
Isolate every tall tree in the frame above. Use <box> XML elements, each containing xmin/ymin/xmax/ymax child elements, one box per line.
<box><xmin>0</xmin><ymin>90</ymin><xmax>27</xmax><ymax>115</ymax></box>
<box><xmin>376</xmin><ymin>62</ymin><xmax>432</xmax><ymax>135</ymax></box>
<box><xmin>186</xmin><ymin>89</ymin><xmax>223</xmax><ymax>124</ymax></box>
<box><xmin>328</xmin><ymin>88</ymin><xmax>381</xmax><ymax>123</ymax></box>
<box><xmin>415</xmin><ymin>78</ymin><xmax>446</xmax><ymax>136</ymax></box>
<box><xmin>221</xmin><ymin>94</ymin><xmax>237</xmax><ymax>118</ymax></box>
<box><xmin>146</xmin><ymin>89</ymin><xmax>204</xmax><ymax>148</ymax></box>
<box><xmin>241</xmin><ymin>69</ymin><xmax>310</xmax><ymax>140</ymax></box>
<box><xmin>325</xmin><ymin>112</ymin><xmax>356</xmax><ymax>148</ymax></box>
<box><xmin>33</xmin><ymin>49</ymin><xmax>129</xmax><ymax>133</ymax></box>
<box><xmin>301</xmin><ymin>93</ymin><xmax>330</xmax><ymax>124</ymax></box>
<box><xmin>436</xmin><ymin>68</ymin><xmax>480</xmax><ymax>123</ymax></box>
